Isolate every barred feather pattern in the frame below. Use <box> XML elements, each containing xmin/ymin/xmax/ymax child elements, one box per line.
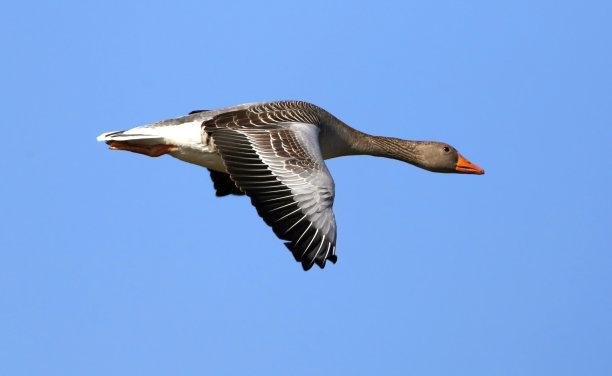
<box><xmin>203</xmin><ymin>103</ymin><xmax>337</xmax><ymax>270</ymax></box>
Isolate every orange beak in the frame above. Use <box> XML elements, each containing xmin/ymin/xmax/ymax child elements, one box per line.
<box><xmin>456</xmin><ymin>154</ymin><xmax>485</xmax><ymax>175</ymax></box>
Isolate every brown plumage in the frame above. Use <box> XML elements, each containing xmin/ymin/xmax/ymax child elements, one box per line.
<box><xmin>98</xmin><ymin>101</ymin><xmax>484</xmax><ymax>270</ymax></box>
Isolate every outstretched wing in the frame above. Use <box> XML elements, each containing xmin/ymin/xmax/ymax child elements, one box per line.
<box><xmin>204</xmin><ymin>105</ymin><xmax>337</xmax><ymax>270</ymax></box>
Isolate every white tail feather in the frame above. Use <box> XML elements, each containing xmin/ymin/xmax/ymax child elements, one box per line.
<box><xmin>96</xmin><ymin>131</ymin><xmax>164</xmax><ymax>143</ymax></box>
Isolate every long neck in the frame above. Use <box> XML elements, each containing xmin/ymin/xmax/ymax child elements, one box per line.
<box><xmin>321</xmin><ymin>123</ymin><xmax>421</xmax><ymax>164</ymax></box>
<box><xmin>352</xmin><ymin>134</ymin><xmax>421</xmax><ymax>163</ymax></box>
<box><xmin>317</xmin><ymin>110</ymin><xmax>425</xmax><ymax>166</ymax></box>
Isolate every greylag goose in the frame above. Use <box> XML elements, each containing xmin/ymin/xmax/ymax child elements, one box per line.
<box><xmin>97</xmin><ymin>101</ymin><xmax>484</xmax><ymax>270</ymax></box>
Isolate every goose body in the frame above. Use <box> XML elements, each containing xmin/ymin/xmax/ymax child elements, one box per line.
<box><xmin>97</xmin><ymin>101</ymin><xmax>484</xmax><ymax>270</ymax></box>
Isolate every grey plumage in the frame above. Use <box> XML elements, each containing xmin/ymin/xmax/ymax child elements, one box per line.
<box><xmin>98</xmin><ymin>100</ymin><xmax>484</xmax><ymax>271</ymax></box>
<box><xmin>203</xmin><ymin>104</ymin><xmax>337</xmax><ymax>270</ymax></box>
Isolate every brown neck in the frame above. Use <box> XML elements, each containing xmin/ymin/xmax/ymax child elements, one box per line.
<box><xmin>341</xmin><ymin>129</ymin><xmax>423</xmax><ymax>167</ymax></box>
<box><xmin>359</xmin><ymin>133</ymin><xmax>419</xmax><ymax>157</ymax></box>
<box><xmin>318</xmin><ymin>112</ymin><xmax>422</xmax><ymax>166</ymax></box>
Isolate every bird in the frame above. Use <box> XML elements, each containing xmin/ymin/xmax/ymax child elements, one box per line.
<box><xmin>97</xmin><ymin>101</ymin><xmax>484</xmax><ymax>270</ymax></box>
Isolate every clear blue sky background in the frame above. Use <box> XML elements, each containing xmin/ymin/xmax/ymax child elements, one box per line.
<box><xmin>1</xmin><ymin>1</ymin><xmax>610</xmax><ymax>375</ymax></box>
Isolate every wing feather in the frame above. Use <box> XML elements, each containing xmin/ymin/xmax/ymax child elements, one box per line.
<box><xmin>203</xmin><ymin>105</ymin><xmax>337</xmax><ymax>270</ymax></box>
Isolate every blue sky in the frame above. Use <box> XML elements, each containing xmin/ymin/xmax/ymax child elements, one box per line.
<box><xmin>1</xmin><ymin>1</ymin><xmax>610</xmax><ymax>375</ymax></box>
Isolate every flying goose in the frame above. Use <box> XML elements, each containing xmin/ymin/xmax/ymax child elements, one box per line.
<box><xmin>97</xmin><ymin>101</ymin><xmax>484</xmax><ymax>270</ymax></box>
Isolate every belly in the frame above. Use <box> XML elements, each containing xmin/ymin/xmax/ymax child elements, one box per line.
<box><xmin>169</xmin><ymin>146</ymin><xmax>227</xmax><ymax>172</ymax></box>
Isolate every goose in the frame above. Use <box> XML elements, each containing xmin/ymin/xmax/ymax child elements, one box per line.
<box><xmin>97</xmin><ymin>101</ymin><xmax>484</xmax><ymax>270</ymax></box>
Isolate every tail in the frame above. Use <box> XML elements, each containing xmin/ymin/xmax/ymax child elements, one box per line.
<box><xmin>97</xmin><ymin>130</ymin><xmax>165</xmax><ymax>145</ymax></box>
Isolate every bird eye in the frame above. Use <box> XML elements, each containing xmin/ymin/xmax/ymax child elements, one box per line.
<box><xmin>443</xmin><ymin>147</ymin><xmax>450</xmax><ymax>152</ymax></box>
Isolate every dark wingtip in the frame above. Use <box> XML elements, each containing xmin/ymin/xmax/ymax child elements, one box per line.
<box><xmin>287</xmin><ymin>242</ymin><xmax>336</xmax><ymax>271</ymax></box>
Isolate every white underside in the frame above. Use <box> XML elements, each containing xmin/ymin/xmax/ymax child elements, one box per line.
<box><xmin>169</xmin><ymin>146</ymin><xmax>226</xmax><ymax>172</ymax></box>
<box><xmin>97</xmin><ymin>118</ymin><xmax>228</xmax><ymax>172</ymax></box>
